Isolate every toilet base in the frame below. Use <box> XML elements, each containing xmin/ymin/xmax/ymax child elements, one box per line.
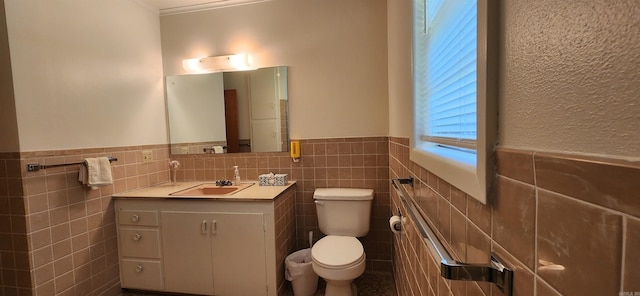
<box><xmin>324</xmin><ymin>280</ymin><xmax>357</xmax><ymax>296</ymax></box>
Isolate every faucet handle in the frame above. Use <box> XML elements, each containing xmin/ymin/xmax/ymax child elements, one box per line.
<box><xmin>215</xmin><ymin>180</ymin><xmax>232</xmax><ymax>186</ymax></box>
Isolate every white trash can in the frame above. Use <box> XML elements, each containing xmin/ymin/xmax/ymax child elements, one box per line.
<box><xmin>285</xmin><ymin>248</ymin><xmax>318</xmax><ymax>296</ymax></box>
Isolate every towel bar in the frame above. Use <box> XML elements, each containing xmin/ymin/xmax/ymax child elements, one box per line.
<box><xmin>391</xmin><ymin>177</ymin><xmax>513</xmax><ymax>295</ymax></box>
<box><xmin>26</xmin><ymin>156</ymin><xmax>118</xmax><ymax>172</ymax></box>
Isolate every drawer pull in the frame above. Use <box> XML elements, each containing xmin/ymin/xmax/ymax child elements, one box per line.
<box><xmin>136</xmin><ymin>264</ymin><xmax>144</xmax><ymax>273</ymax></box>
<box><xmin>131</xmin><ymin>214</ymin><xmax>140</xmax><ymax>223</ymax></box>
<box><xmin>202</xmin><ymin>220</ymin><xmax>207</xmax><ymax>234</ymax></box>
<box><xmin>133</xmin><ymin>233</ymin><xmax>142</xmax><ymax>241</ymax></box>
<box><xmin>211</xmin><ymin>220</ymin><xmax>217</xmax><ymax>235</ymax></box>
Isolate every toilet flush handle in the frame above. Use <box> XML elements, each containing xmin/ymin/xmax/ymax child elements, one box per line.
<box><xmin>314</xmin><ymin>200</ymin><xmax>325</xmax><ymax>206</ymax></box>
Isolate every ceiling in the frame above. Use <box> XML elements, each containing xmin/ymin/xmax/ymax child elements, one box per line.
<box><xmin>136</xmin><ymin>0</ymin><xmax>270</xmax><ymax>15</ymax></box>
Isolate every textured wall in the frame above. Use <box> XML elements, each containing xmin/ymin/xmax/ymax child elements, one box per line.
<box><xmin>499</xmin><ymin>0</ymin><xmax>640</xmax><ymax>157</ymax></box>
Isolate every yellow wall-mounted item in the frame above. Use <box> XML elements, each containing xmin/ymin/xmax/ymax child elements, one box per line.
<box><xmin>290</xmin><ymin>141</ymin><xmax>301</xmax><ymax>162</ymax></box>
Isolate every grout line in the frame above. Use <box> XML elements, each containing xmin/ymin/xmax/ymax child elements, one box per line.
<box><xmin>620</xmin><ymin>216</ymin><xmax>627</xmax><ymax>292</ymax></box>
<box><xmin>532</xmin><ymin>150</ymin><xmax>539</xmax><ymax>296</ymax></box>
<box><xmin>536</xmin><ymin>276</ymin><xmax>564</xmax><ymax>295</ymax></box>
<box><xmin>536</xmin><ymin>187</ymin><xmax>639</xmax><ymax>221</ymax></box>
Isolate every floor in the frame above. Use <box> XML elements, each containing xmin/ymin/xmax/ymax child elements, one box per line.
<box><xmin>121</xmin><ymin>271</ymin><xmax>396</xmax><ymax>296</ymax></box>
<box><xmin>327</xmin><ymin>272</ymin><xmax>396</xmax><ymax>296</ymax></box>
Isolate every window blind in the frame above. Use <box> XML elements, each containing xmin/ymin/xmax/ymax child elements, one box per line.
<box><xmin>415</xmin><ymin>0</ymin><xmax>478</xmax><ymax>149</ymax></box>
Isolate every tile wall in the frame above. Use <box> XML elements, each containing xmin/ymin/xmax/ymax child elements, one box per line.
<box><xmin>274</xmin><ymin>186</ymin><xmax>297</xmax><ymax>295</ymax></box>
<box><xmin>0</xmin><ymin>152</ymin><xmax>29</xmax><ymax>296</ymax></box>
<box><xmin>389</xmin><ymin>137</ymin><xmax>640</xmax><ymax>295</ymax></box>
<box><xmin>0</xmin><ymin>146</ymin><xmax>170</xmax><ymax>296</ymax></box>
<box><xmin>171</xmin><ymin>136</ymin><xmax>393</xmax><ymax>272</ymax></box>
<box><xmin>6</xmin><ymin>136</ymin><xmax>635</xmax><ymax>296</ymax></box>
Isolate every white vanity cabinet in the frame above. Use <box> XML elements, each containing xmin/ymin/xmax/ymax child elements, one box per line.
<box><xmin>161</xmin><ymin>211</ymin><xmax>266</xmax><ymax>295</ymax></box>
<box><xmin>116</xmin><ymin>209</ymin><xmax>163</xmax><ymax>291</ymax></box>
<box><xmin>115</xmin><ymin>196</ymin><xmax>288</xmax><ymax>296</ymax></box>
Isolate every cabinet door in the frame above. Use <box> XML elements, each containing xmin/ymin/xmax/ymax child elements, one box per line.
<box><xmin>211</xmin><ymin>212</ymin><xmax>267</xmax><ymax>296</ymax></box>
<box><xmin>161</xmin><ymin>211</ymin><xmax>214</xmax><ymax>295</ymax></box>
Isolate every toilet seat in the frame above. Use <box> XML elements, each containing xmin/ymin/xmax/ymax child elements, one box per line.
<box><xmin>311</xmin><ymin>236</ymin><xmax>365</xmax><ymax>269</ymax></box>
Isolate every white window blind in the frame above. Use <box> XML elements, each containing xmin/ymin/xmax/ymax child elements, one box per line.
<box><xmin>414</xmin><ymin>0</ymin><xmax>478</xmax><ymax>149</ymax></box>
<box><xmin>411</xmin><ymin>0</ymin><xmax>497</xmax><ymax>204</ymax></box>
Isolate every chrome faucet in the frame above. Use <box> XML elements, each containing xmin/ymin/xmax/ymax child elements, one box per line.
<box><xmin>215</xmin><ymin>180</ymin><xmax>232</xmax><ymax>186</ymax></box>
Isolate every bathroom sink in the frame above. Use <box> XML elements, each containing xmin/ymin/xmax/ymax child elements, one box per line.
<box><xmin>170</xmin><ymin>182</ymin><xmax>254</xmax><ymax>196</ymax></box>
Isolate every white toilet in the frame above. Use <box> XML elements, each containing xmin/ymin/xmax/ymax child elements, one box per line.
<box><xmin>311</xmin><ymin>188</ymin><xmax>374</xmax><ymax>296</ymax></box>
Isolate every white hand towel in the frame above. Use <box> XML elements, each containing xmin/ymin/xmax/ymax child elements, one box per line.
<box><xmin>213</xmin><ymin>146</ymin><xmax>224</xmax><ymax>154</ymax></box>
<box><xmin>79</xmin><ymin>157</ymin><xmax>113</xmax><ymax>189</ymax></box>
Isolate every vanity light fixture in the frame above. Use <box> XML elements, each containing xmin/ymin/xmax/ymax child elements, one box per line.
<box><xmin>182</xmin><ymin>53</ymin><xmax>255</xmax><ymax>73</ymax></box>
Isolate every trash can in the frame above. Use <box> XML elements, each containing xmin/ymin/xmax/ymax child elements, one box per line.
<box><xmin>285</xmin><ymin>248</ymin><xmax>318</xmax><ymax>296</ymax></box>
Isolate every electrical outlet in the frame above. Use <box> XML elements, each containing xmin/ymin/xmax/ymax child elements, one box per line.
<box><xmin>142</xmin><ymin>150</ymin><xmax>153</xmax><ymax>163</ymax></box>
<box><xmin>181</xmin><ymin>147</ymin><xmax>190</xmax><ymax>154</ymax></box>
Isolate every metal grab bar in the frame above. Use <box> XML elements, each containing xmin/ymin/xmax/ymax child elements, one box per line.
<box><xmin>391</xmin><ymin>177</ymin><xmax>513</xmax><ymax>295</ymax></box>
<box><xmin>26</xmin><ymin>156</ymin><xmax>118</xmax><ymax>172</ymax></box>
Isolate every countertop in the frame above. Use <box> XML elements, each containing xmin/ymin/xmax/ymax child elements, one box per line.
<box><xmin>112</xmin><ymin>181</ymin><xmax>296</xmax><ymax>200</ymax></box>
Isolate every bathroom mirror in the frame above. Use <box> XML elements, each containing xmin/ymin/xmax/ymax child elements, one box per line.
<box><xmin>166</xmin><ymin>66</ymin><xmax>288</xmax><ymax>154</ymax></box>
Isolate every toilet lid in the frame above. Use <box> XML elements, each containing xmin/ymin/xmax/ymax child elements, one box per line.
<box><xmin>312</xmin><ymin>236</ymin><xmax>364</xmax><ymax>268</ymax></box>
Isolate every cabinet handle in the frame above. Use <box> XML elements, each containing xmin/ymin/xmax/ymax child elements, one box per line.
<box><xmin>211</xmin><ymin>220</ymin><xmax>217</xmax><ymax>234</ymax></box>
<box><xmin>133</xmin><ymin>233</ymin><xmax>142</xmax><ymax>241</ymax></box>
<box><xmin>131</xmin><ymin>214</ymin><xmax>140</xmax><ymax>223</ymax></box>
<box><xmin>202</xmin><ymin>220</ymin><xmax>207</xmax><ymax>234</ymax></box>
<box><xmin>136</xmin><ymin>265</ymin><xmax>144</xmax><ymax>273</ymax></box>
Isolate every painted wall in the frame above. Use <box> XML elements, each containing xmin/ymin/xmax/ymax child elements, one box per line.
<box><xmin>0</xmin><ymin>1</ymin><xmax>19</xmax><ymax>152</ymax></box>
<box><xmin>159</xmin><ymin>0</ymin><xmax>389</xmax><ymax>140</ymax></box>
<box><xmin>387</xmin><ymin>1</ymin><xmax>640</xmax><ymax>160</ymax></box>
<box><xmin>3</xmin><ymin>0</ymin><xmax>167</xmax><ymax>152</ymax></box>
<box><xmin>386</xmin><ymin>0</ymin><xmax>413</xmax><ymax>139</ymax></box>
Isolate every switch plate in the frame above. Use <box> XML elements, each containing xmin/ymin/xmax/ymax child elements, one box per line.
<box><xmin>142</xmin><ymin>150</ymin><xmax>153</xmax><ymax>163</ymax></box>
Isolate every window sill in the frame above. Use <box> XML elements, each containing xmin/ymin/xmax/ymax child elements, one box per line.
<box><xmin>410</xmin><ymin>141</ymin><xmax>488</xmax><ymax>204</ymax></box>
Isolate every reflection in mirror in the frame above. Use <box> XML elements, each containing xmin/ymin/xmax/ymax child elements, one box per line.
<box><xmin>166</xmin><ymin>66</ymin><xmax>288</xmax><ymax>155</ymax></box>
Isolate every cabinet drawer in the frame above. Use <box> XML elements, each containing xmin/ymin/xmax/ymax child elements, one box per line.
<box><xmin>118</xmin><ymin>210</ymin><xmax>158</xmax><ymax>226</ymax></box>
<box><xmin>120</xmin><ymin>259</ymin><xmax>163</xmax><ymax>291</ymax></box>
<box><xmin>119</xmin><ymin>228</ymin><xmax>161</xmax><ymax>259</ymax></box>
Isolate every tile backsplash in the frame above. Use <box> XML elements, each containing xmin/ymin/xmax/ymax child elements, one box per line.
<box><xmin>389</xmin><ymin>137</ymin><xmax>640</xmax><ymax>295</ymax></box>
<box><xmin>171</xmin><ymin>136</ymin><xmax>393</xmax><ymax>272</ymax></box>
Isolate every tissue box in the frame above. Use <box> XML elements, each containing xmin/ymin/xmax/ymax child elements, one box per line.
<box><xmin>258</xmin><ymin>173</ymin><xmax>288</xmax><ymax>186</ymax></box>
<box><xmin>273</xmin><ymin>174</ymin><xmax>288</xmax><ymax>186</ymax></box>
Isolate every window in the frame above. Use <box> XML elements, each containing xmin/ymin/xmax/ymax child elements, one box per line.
<box><xmin>411</xmin><ymin>0</ymin><xmax>497</xmax><ymax>204</ymax></box>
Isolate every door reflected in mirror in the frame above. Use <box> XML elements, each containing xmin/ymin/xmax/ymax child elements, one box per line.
<box><xmin>165</xmin><ymin>66</ymin><xmax>288</xmax><ymax>154</ymax></box>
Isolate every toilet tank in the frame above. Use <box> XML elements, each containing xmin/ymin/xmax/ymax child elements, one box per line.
<box><xmin>314</xmin><ymin>188</ymin><xmax>374</xmax><ymax>237</ymax></box>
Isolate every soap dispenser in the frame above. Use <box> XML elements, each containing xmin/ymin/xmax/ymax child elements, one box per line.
<box><xmin>233</xmin><ymin>166</ymin><xmax>241</xmax><ymax>185</ymax></box>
